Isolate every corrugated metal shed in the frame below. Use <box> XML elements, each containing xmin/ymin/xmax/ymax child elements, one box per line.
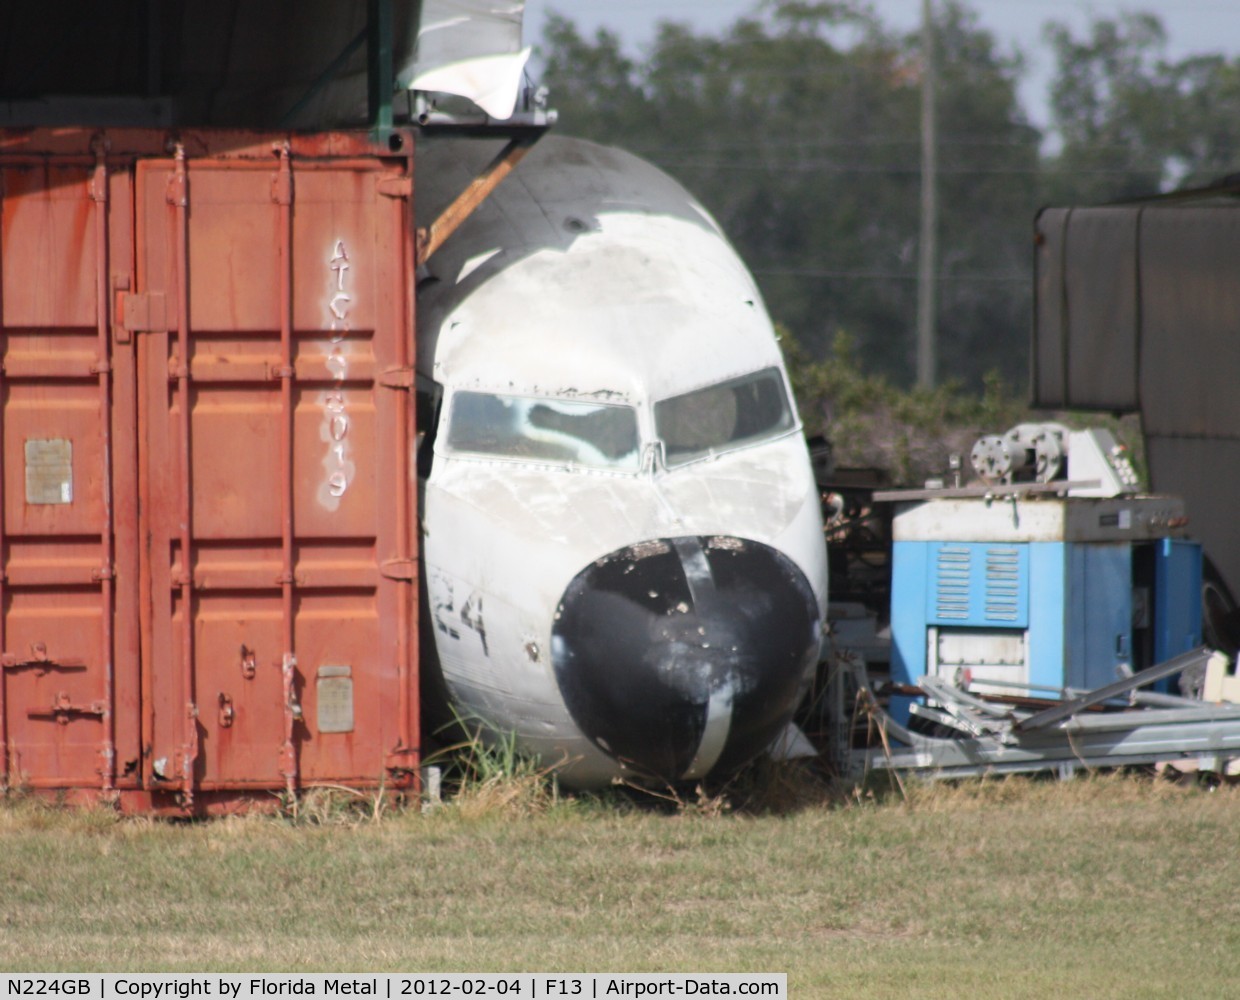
<box><xmin>1033</xmin><ymin>197</ymin><xmax>1240</xmax><ymax>602</ymax></box>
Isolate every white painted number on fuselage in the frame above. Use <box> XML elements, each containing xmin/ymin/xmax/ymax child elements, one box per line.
<box><xmin>431</xmin><ymin>572</ymin><xmax>490</xmax><ymax>657</ymax></box>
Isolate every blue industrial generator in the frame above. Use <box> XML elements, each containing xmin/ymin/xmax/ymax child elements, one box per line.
<box><xmin>887</xmin><ymin>427</ymin><xmax>1202</xmax><ymax>724</ymax></box>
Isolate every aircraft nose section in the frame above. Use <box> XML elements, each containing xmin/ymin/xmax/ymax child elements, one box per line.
<box><xmin>551</xmin><ymin>536</ymin><xmax>821</xmax><ymax>783</ymax></box>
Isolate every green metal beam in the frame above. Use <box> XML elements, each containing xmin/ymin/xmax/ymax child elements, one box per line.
<box><xmin>368</xmin><ymin>0</ymin><xmax>393</xmax><ymax>134</ymax></box>
<box><xmin>279</xmin><ymin>27</ymin><xmax>367</xmax><ymax>128</ymax></box>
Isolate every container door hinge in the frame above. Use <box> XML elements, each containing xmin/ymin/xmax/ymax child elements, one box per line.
<box><xmin>380</xmin><ymin>558</ymin><xmax>417</xmax><ymax>581</ymax></box>
<box><xmin>218</xmin><ymin>692</ymin><xmax>235</xmax><ymax>728</ymax></box>
<box><xmin>90</xmin><ymin>167</ymin><xmax>108</xmax><ymax>204</ymax></box>
<box><xmin>379</xmin><ymin>367</ymin><xmax>414</xmax><ymax>389</ymax></box>
<box><xmin>119</xmin><ymin>291</ymin><xmax>168</xmax><ymax>337</ymax></box>
<box><xmin>386</xmin><ymin>745</ymin><xmax>418</xmax><ymax>773</ymax></box>
<box><xmin>166</xmin><ymin>170</ymin><xmax>187</xmax><ymax>208</ymax></box>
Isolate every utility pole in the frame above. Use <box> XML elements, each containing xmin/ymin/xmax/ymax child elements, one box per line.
<box><xmin>916</xmin><ymin>0</ymin><xmax>938</xmax><ymax>389</ymax></box>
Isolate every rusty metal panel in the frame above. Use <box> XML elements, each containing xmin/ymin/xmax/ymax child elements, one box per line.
<box><xmin>0</xmin><ymin>129</ymin><xmax>417</xmax><ymax>807</ymax></box>
<box><xmin>0</xmin><ymin>148</ymin><xmax>139</xmax><ymax>792</ymax></box>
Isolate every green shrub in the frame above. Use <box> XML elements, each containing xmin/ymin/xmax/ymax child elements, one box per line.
<box><xmin>785</xmin><ymin>329</ymin><xmax>1143</xmax><ymax>486</ymax></box>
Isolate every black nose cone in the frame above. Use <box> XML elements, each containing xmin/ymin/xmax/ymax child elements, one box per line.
<box><xmin>551</xmin><ymin>536</ymin><xmax>820</xmax><ymax>783</ymax></box>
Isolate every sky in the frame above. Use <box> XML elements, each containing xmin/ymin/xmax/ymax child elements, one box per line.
<box><xmin>521</xmin><ymin>0</ymin><xmax>1240</xmax><ymax>131</ymax></box>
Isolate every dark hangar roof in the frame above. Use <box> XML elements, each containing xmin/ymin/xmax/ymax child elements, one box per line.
<box><xmin>0</xmin><ymin>0</ymin><xmax>417</xmax><ymax>128</ymax></box>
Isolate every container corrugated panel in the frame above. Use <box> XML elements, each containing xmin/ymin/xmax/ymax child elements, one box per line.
<box><xmin>0</xmin><ymin>129</ymin><xmax>418</xmax><ymax>810</ymax></box>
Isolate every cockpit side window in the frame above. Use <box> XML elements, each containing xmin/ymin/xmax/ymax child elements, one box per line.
<box><xmin>654</xmin><ymin>367</ymin><xmax>794</xmax><ymax>467</ymax></box>
<box><xmin>446</xmin><ymin>391</ymin><xmax>641</xmax><ymax>471</ymax></box>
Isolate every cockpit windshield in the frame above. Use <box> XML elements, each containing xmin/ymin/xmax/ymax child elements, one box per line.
<box><xmin>446</xmin><ymin>392</ymin><xmax>641</xmax><ymax>471</ymax></box>
<box><xmin>654</xmin><ymin>367</ymin><xmax>795</xmax><ymax>467</ymax></box>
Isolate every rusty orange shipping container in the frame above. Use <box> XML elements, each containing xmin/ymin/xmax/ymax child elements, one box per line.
<box><xmin>0</xmin><ymin>128</ymin><xmax>419</xmax><ymax>812</ymax></box>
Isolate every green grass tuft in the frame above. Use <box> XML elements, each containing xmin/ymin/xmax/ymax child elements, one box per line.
<box><xmin>423</xmin><ymin>712</ymin><xmax>564</xmax><ymax>820</ymax></box>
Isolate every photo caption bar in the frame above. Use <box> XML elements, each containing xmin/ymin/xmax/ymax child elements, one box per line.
<box><xmin>0</xmin><ymin>975</ymin><xmax>787</xmax><ymax>999</ymax></box>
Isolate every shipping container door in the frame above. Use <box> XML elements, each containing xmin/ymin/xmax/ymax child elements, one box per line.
<box><xmin>0</xmin><ymin>154</ymin><xmax>142</xmax><ymax>792</ymax></box>
<box><xmin>135</xmin><ymin>140</ymin><xmax>416</xmax><ymax>796</ymax></box>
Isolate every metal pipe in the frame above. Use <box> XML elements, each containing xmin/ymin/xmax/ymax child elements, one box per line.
<box><xmin>275</xmin><ymin>143</ymin><xmax>298</xmax><ymax>800</ymax></box>
<box><xmin>92</xmin><ymin>143</ymin><xmax>116</xmax><ymax>797</ymax></box>
<box><xmin>417</xmin><ymin>136</ymin><xmax>537</xmax><ymax>265</ymax></box>
<box><xmin>170</xmin><ymin>144</ymin><xmax>198</xmax><ymax>806</ymax></box>
<box><xmin>916</xmin><ymin>0</ymin><xmax>938</xmax><ymax>389</ymax></box>
<box><xmin>137</xmin><ymin>275</ymin><xmax>156</xmax><ymax>796</ymax></box>
<box><xmin>392</xmin><ymin>155</ymin><xmax>417</xmax><ymax>784</ymax></box>
<box><xmin>0</xmin><ymin>162</ymin><xmax>6</xmax><ymax>789</ymax></box>
<box><xmin>367</xmin><ymin>0</ymin><xmax>394</xmax><ymax>135</ymax></box>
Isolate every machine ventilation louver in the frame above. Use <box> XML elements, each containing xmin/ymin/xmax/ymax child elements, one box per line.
<box><xmin>932</xmin><ymin>543</ymin><xmax>1027</xmax><ymax>626</ymax></box>
<box><xmin>984</xmin><ymin>548</ymin><xmax>1022</xmax><ymax>623</ymax></box>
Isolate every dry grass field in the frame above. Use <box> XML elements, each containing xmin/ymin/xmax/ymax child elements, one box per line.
<box><xmin>2</xmin><ymin>771</ymin><xmax>1239</xmax><ymax>998</ymax></box>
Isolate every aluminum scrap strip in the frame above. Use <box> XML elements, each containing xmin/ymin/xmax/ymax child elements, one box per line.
<box><xmin>911</xmin><ymin>692</ymin><xmax>1005</xmax><ymax>739</ymax></box>
<box><xmin>866</xmin><ymin>719</ymin><xmax>1240</xmax><ymax>776</ymax></box>
<box><xmin>1133</xmin><ymin>690</ymin><xmax>1214</xmax><ymax>708</ymax></box>
<box><xmin>908</xmin><ymin>702</ymin><xmax>993</xmax><ymax>738</ymax></box>
<box><xmin>958</xmin><ymin>676</ymin><xmax>1068</xmax><ymax>696</ymax></box>
<box><xmin>1013</xmin><ymin>646</ymin><xmax>1211</xmax><ymax>733</ymax></box>
<box><xmin>918</xmin><ymin>676</ymin><xmax>1020</xmax><ymax>719</ymax></box>
<box><xmin>1058</xmin><ymin>704</ymin><xmax>1240</xmax><ymax>733</ymax></box>
<box><xmin>867</xmin><ymin>749</ymin><xmax>1238</xmax><ymax>780</ymax></box>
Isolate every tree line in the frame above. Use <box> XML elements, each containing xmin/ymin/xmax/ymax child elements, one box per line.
<box><xmin>537</xmin><ymin>1</ymin><xmax>1240</xmax><ymax>398</ymax></box>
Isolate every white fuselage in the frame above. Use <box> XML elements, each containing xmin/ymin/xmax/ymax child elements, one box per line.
<box><xmin>416</xmin><ymin>136</ymin><xmax>828</xmax><ymax>787</ymax></box>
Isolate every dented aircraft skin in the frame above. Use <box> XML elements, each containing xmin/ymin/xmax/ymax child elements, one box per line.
<box><xmin>415</xmin><ymin>136</ymin><xmax>828</xmax><ymax>788</ymax></box>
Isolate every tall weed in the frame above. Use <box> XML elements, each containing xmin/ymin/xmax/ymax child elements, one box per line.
<box><xmin>425</xmin><ymin>713</ymin><xmax>563</xmax><ymax>820</ymax></box>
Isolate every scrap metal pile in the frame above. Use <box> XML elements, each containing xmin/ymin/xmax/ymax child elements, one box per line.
<box><xmin>827</xmin><ymin>646</ymin><xmax>1240</xmax><ymax>780</ymax></box>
